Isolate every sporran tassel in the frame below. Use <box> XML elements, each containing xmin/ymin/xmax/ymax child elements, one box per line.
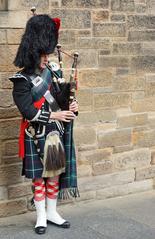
<box><xmin>44</xmin><ymin>131</ymin><xmax>66</xmax><ymax>171</ymax></box>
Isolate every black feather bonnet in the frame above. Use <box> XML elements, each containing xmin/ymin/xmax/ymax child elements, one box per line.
<box><xmin>14</xmin><ymin>14</ymin><xmax>59</xmax><ymax>73</ymax></box>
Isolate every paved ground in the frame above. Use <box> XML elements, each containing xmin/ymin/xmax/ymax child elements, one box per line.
<box><xmin>0</xmin><ymin>190</ymin><xmax>155</xmax><ymax>239</ymax></box>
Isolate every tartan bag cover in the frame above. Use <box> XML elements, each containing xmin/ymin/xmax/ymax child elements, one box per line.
<box><xmin>59</xmin><ymin>121</ymin><xmax>80</xmax><ymax>199</ymax></box>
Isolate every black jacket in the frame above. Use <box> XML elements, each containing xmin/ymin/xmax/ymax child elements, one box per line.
<box><xmin>9</xmin><ymin>71</ymin><xmax>70</xmax><ymax>124</ymax></box>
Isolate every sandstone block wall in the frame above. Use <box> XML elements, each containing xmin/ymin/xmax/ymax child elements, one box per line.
<box><xmin>0</xmin><ymin>0</ymin><xmax>155</xmax><ymax>217</ymax></box>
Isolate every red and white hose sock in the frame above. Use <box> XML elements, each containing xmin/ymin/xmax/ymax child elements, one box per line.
<box><xmin>33</xmin><ymin>178</ymin><xmax>46</xmax><ymax>201</ymax></box>
<box><xmin>46</xmin><ymin>176</ymin><xmax>59</xmax><ymax>199</ymax></box>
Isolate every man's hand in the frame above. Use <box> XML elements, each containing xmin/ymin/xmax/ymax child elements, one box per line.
<box><xmin>69</xmin><ymin>101</ymin><xmax>78</xmax><ymax>113</ymax></box>
<box><xmin>50</xmin><ymin>111</ymin><xmax>75</xmax><ymax>122</ymax></box>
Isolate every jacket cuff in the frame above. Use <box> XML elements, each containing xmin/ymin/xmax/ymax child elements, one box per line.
<box><xmin>38</xmin><ymin>110</ymin><xmax>50</xmax><ymax>124</ymax></box>
<box><xmin>30</xmin><ymin>109</ymin><xmax>50</xmax><ymax>124</ymax></box>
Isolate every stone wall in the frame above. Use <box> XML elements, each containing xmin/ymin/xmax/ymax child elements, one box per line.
<box><xmin>0</xmin><ymin>0</ymin><xmax>155</xmax><ymax>217</ymax></box>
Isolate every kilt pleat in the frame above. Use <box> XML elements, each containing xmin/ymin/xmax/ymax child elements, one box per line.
<box><xmin>22</xmin><ymin>133</ymin><xmax>45</xmax><ymax>178</ymax></box>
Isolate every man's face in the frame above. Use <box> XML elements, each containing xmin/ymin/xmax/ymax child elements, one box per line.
<box><xmin>40</xmin><ymin>54</ymin><xmax>49</xmax><ymax>69</ymax></box>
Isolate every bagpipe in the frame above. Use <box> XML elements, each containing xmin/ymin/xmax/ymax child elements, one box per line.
<box><xmin>31</xmin><ymin>7</ymin><xmax>79</xmax><ymax>115</ymax></box>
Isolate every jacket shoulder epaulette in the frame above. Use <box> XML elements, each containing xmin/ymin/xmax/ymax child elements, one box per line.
<box><xmin>9</xmin><ymin>72</ymin><xmax>28</xmax><ymax>82</ymax></box>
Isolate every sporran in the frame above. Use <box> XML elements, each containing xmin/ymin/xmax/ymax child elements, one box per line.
<box><xmin>42</xmin><ymin>131</ymin><xmax>66</xmax><ymax>177</ymax></box>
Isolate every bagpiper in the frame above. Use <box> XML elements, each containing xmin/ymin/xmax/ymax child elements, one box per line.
<box><xmin>9</xmin><ymin>13</ymin><xmax>79</xmax><ymax>235</ymax></box>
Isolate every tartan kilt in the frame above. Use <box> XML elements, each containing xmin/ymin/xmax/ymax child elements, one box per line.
<box><xmin>22</xmin><ymin>132</ymin><xmax>45</xmax><ymax>178</ymax></box>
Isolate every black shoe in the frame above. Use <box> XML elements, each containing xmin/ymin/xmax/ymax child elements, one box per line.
<box><xmin>47</xmin><ymin>220</ymin><xmax>70</xmax><ymax>228</ymax></box>
<box><xmin>35</xmin><ymin>226</ymin><xmax>46</xmax><ymax>234</ymax></box>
